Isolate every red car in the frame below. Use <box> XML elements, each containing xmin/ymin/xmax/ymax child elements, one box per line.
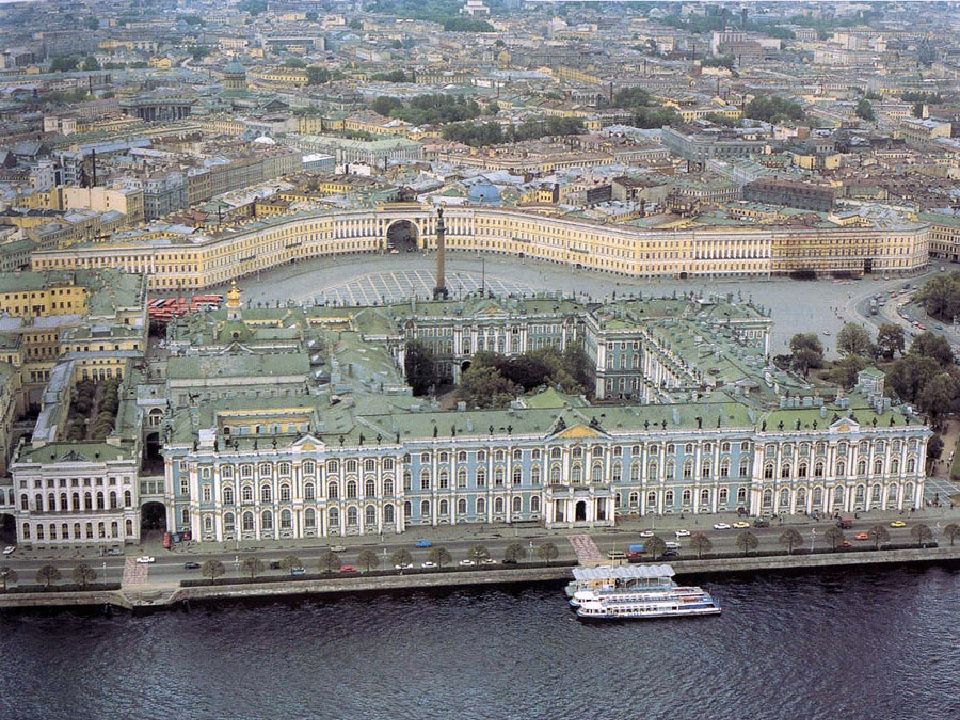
<box><xmin>339</xmin><ymin>565</ymin><xmax>358</xmax><ymax>573</ymax></box>
<box><xmin>854</xmin><ymin>532</ymin><xmax>869</xmax><ymax>541</ymax></box>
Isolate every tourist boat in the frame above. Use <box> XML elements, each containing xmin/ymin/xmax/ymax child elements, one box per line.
<box><xmin>569</xmin><ymin>564</ymin><xmax>721</xmax><ymax>620</ymax></box>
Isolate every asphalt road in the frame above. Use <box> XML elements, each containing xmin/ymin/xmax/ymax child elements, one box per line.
<box><xmin>3</xmin><ymin>513</ymin><xmax>954</xmax><ymax>589</ymax></box>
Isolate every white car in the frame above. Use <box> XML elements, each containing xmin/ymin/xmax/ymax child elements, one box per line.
<box><xmin>665</xmin><ymin>541</ymin><xmax>681</xmax><ymax>550</ymax></box>
<box><xmin>394</xmin><ymin>563</ymin><xmax>414</xmax><ymax>570</ymax></box>
<box><xmin>135</xmin><ymin>555</ymin><xmax>155</xmax><ymax>564</ymax></box>
<box><xmin>2</xmin><ymin>545</ymin><xmax>15</xmax><ymax>556</ymax></box>
<box><xmin>480</xmin><ymin>557</ymin><xmax>498</xmax><ymax>565</ymax></box>
<box><xmin>420</xmin><ymin>561</ymin><xmax>437</xmax><ymax>569</ymax></box>
<box><xmin>713</xmin><ymin>523</ymin><xmax>731</xmax><ymax>530</ymax></box>
<box><xmin>459</xmin><ymin>559</ymin><xmax>476</xmax><ymax>566</ymax></box>
<box><xmin>639</xmin><ymin>529</ymin><xmax>655</xmax><ymax>538</ymax></box>
<box><xmin>329</xmin><ymin>545</ymin><xmax>347</xmax><ymax>553</ymax></box>
<box><xmin>675</xmin><ymin>529</ymin><xmax>690</xmax><ymax>538</ymax></box>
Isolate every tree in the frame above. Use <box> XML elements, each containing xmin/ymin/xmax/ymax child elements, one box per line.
<box><xmin>427</xmin><ymin>546</ymin><xmax>452</xmax><ymax>569</ymax></box>
<box><xmin>241</xmin><ymin>557</ymin><xmax>264</xmax><ymax>579</ymax></box>
<box><xmin>824</xmin><ymin>526</ymin><xmax>845</xmax><ymax>551</ymax></box>
<box><xmin>887</xmin><ymin>354</ymin><xmax>941</xmax><ymax>403</ymax></box>
<box><xmin>536</xmin><ymin>542</ymin><xmax>559</xmax><ymax>562</ymax></box>
<box><xmin>779</xmin><ymin>528</ymin><xmax>803</xmax><ymax>555</ymax></box>
<box><xmin>910</xmin><ymin>332</ymin><xmax>954</xmax><ymax>366</ymax></box>
<box><xmin>876</xmin><ymin>323</ymin><xmax>905</xmax><ymax>360</ymax></box>
<box><xmin>689</xmin><ymin>531</ymin><xmax>712</xmax><ymax>559</ymax></box>
<box><xmin>36</xmin><ymin>565</ymin><xmax>61</xmax><ymax>590</ymax></box>
<box><xmin>202</xmin><ymin>559</ymin><xmax>225</xmax><ymax>581</ymax></box>
<box><xmin>0</xmin><ymin>566</ymin><xmax>17</xmax><ymax>591</ymax></box>
<box><xmin>468</xmin><ymin>545</ymin><xmax>490</xmax><ymax>563</ymax></box>
<box><xmin>390</xmin><ymin>548</ymin><xmax>414</xmax><ymax>569</ymax></box>
<box><xmin>837</xmin><ymin>323</ymin><xmax>874</xmax><ymax>358</ymax></box>
<box><xmin>459</xmin><ymin>364</ymin><xmax>518</xmax><ymax>409</ymax></box>
<box><xmin>917</xmin><ymin>371</ymin><xmax>958</xmax><ymax>423</ymax></box>
<box><xmin>943</xmin><ymin>523</ymin><xmax>960</xmax><ymax>546</ymax></box>
<box><xmin>828</xmin><ymin>355</ymin><xmax>868</xmax><ymax>390</ymax></box>
<box><xmin>927</xmin><ymin>434</ymin><xmax>944</xmax><ymax>462</ymax></box>
<box><xmin>403</xmin><ymin>340</ymin><xmax>437</xmax><ymax>396</ymax></box>
<box><xmin>736</xmin><ymin>530</ymin><xmax>759</xmax><ymax>556</ymax></box>
<box><xmin>645</xmin><ymin>535</ymin><xmax>667</xmax><ymax>560</ymax></box>
<box><xmin>81</xmin><ymin>56</ymin><xmax>100</xmax><ymax>72</ymax></box>
<box><xmin>744</xmin><ymin>94</ymin><xmax>805</xmax><ymax>124</ymax></box>
<box><xmin>279</xmin><ymin>555</ymin><xmax>303</xmax><ymax>572</ymax></box>
<box><xmin>855</xmin><ymin>98</ymin><xmax>876</xmax><ymax>121</ymax></box>
<box><xmin>306</xmin><ymin>65</ymin><xmax>332</xmax><ymax>86</ymax></box>
<box><xmin>910</xmin><ymin>523</ymin><xmax>933</xmax><ymax>548</ymax></box>
<box><xmin>72</xmin><ymin>562</ymin><xmax>97</xmax><ymax>589</ymax></box>
<box><xmin>789</xmin><ymin>333</ymin><xmax>823</xmax><ymax>376</ymax></box>
<box><xmin>356</xmin><ymin>548</ymin><xmax>380</xmax><ymax>572</ymax></box>
<box><xmin>868</xmin><ymin>524</ymin><xmax>890</xmax><ymax>550</ymax></box>
<box><xmin>318</xmin><ymin>550</ymin><xmax>341</xmax><ymax>574</ymax></box>
<box><xmin>504</xmin><ymin>542</ymin><xmax>527</xmax><ymax>563</ymax></box>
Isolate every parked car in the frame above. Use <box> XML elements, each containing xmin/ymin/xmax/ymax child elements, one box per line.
<box><xmin>184</xmin><ymin>562</ymin><xmax>201</xmax><ymax>570</ymax></box>
<box><xmin>854</xmin><ymin>532</ymin><xmax>870</xmax><ymax>541</ymax></box>
<box><xmin>339</xmin><ymin>565</ymin><xmax>357</xmax><ymax>573</ymax></box>
<box><xmin>732</xmin><ymin>521</ymin><xmax>751</xmax><ymax>529</ymax></box>
<box><xmin>638</xmin><ymin>529</ymin><xmax>655</xmax><ymax>538</ymax></box>
<box><xmin>713</xmin><ymin>523</ymin><xmax>731</xmax><ymax>530</ymax></box>
<box><xmin>675</xmin><ymin>529</ymin><xmax>690</xmax><ymax>538</ymax></box>
<box><xmin>268</xmin><ymin>560</ymin><xmax>282</xmax><ymax>570</ymax></box>
<box><xmin>753</xmin><ymin>519</ymin><xmax>770</xmax><ymax>528</ymax></box>
<box><xmin>890</xmin><ymin>520</ymin><xmax>907</xmax><ymax>528</ymax></box>
<box><xmin>661</xmin><ymin>549</ymin><xmax>679</xmax><ymax>559</ymax></box>
<box><xmin>2</xmin><ymin>545</ymin><xmax>15</xmax><ymax>556</ymax></box>
<box><xmin>394</xmin><ymin>563</ymin><xmax>414</xmax><ymax>570</ymax></box>
<box><xmin>289</xmin><ymin>567</ymin><xmax>306</xmax><ymax>576</ymax></box>
<box><xmin>459</xmin><ymin>559</ymin><xmax>476</xmax><ymax>566</ymax></box>
<box><xmin>665</xmin><ymin>541</ymin><xmax>681</xmax><ymax>550</ymax></box>
<box><xmin>414</xmin><ymin>539</ymin><xmax>433</xmax><ymax>548</ymax></box>
<box><xmin>420</xmin><ymin>561</ymin><xmax>437</xmax><ymax>569</ymax></box>
<box><xmin>480</xmin><ymin>558</ymin><xmax>498</xmax><ymax>565</ymax></box>
<box><xmin>329</xmin><ymin>545</ymin><xmax>347</xmax><ymax>553</ymax></box>
<box><xmin>136</xmin><ymin>556</ymin><xmax>155</xmax><ymax>564</ymax></box>
<box><xmin>105</xmin><ymin>548</ymin><xmax>123</xmax><ymax>556</ymax></box>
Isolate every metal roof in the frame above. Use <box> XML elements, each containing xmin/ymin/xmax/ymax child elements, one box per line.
<box><xmin>572</xmin><ymin>564</ymin><xmax>675</xmax><ymax>581</ymax></box>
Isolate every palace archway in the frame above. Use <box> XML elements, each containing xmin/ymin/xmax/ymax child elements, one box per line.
<box><xmin>385</xmin><ymin>220</ymin><xmax>420</xmax><ymax>253</ymax></box>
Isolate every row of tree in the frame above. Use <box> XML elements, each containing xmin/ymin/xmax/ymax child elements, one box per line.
<box><xmin>1</xmin><ymin>562</ymin><xmax>98</xmax><ymax>591</ymax></box>
<box><xmin>646</xmin><ymin>522</ymin><xmax>956</xmax><ymax>560</ymax></box>
<box><xmin>441</xmin><ymin>116</ymin><xmax>586</xmax><ymax>147</ymax></box>
<box><xmin>194</xmin><ymin>542</ymin><xmax>561</xmax><ymax>581</ymax></box>
<box><xmin>372</xmin><ymin>94</ymin><xmax>483</xmax><ymax>126</ymax></box>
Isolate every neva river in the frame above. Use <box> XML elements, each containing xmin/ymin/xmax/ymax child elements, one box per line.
<box><xmin>2</xmin><ymin>568</ymin><xmax>958</xmax><ymax>720</ymax></box>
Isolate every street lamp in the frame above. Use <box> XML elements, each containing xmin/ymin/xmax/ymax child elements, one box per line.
<box><xmin>810</xmin><ymin>528</ymin><xmax>816</xmax><ymax>552</ymax></box>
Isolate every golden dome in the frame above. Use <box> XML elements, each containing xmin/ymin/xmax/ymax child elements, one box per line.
<box><xmin>226</xmin><ymin>280</ymin><xmax>241</xmax><ymax>308</ymax></box>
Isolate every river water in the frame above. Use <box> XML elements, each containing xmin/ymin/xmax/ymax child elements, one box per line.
<box><xmin>1</xmin><ymin>567</ymin><xmax>958</xmax><ymax>720</ymax></box>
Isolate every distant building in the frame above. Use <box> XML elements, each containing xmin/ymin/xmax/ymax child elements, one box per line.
<box><xmin>462</xmin><ymin>0</ymin><xmax>490</xmax><ymax>16</ymax></box>
<box><xmin>743</xmin><ymin>178</ymin><xmax>836</xmax><ymax>212</ymax></box>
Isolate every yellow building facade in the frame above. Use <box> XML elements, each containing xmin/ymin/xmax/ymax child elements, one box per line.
<box><xmin>29</xmin><ymin>207</ymin><xmax>931</xmax><ymax>289</ymax></box>
<box><xmin>0</xmin><ymin>275</ymin><xmax>86</xmax><ymax>318</ymax></box>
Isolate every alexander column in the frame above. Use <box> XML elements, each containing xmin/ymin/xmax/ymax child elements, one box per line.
<box><xmin>433</xmin><ymin>206</ymin><xmax>449</xmax><ymax>300</ymax></box>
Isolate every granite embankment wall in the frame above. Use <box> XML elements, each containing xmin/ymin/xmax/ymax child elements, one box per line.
<box><xmin>2</xmin><ymin>546</ymin><xmax>959</xmax><ymax>611</ymax></box>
